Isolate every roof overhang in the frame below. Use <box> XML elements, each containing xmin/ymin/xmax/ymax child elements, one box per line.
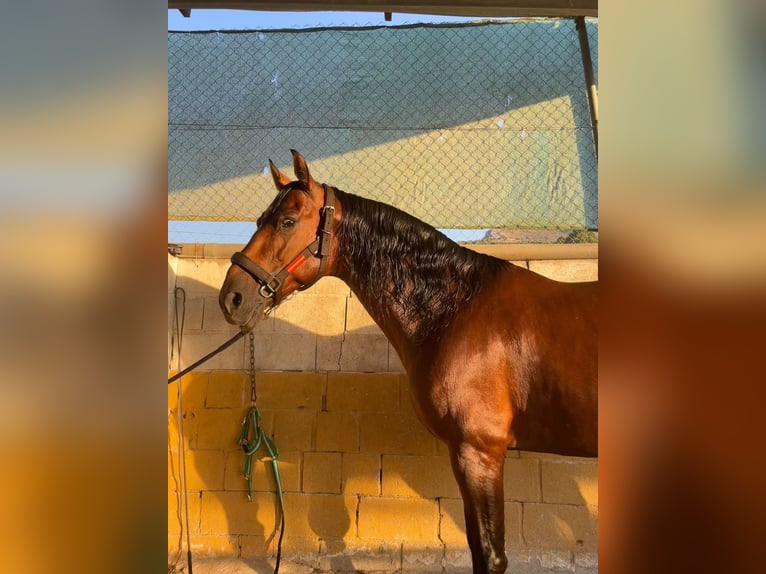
<box><xmin>168</xmin><ymin>1</ymin><xmax>598</xmax><ymax>18</ymax></box>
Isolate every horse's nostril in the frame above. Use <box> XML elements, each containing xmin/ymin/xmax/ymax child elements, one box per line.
<box><xmin>223</xmin><ymin>291</ymin><xmax>244</xmax><ymax>315</ymax></box>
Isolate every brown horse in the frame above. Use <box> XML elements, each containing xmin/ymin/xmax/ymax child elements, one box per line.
<box><xmin>219</xmin><ymin>150</ymin><xmax>597</xmax><ymax>573</ymax></box>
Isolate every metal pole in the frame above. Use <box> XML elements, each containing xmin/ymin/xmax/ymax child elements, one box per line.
<box><xmin>575</xmin><ymin>17</ymin><xmax>599</xmax><ymax>159</ymax></box>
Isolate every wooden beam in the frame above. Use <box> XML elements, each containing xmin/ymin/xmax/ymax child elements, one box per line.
<box><xmin>167</xmin><ymin>2</ymin><xmax>598</xmax><ymax>18</ymax></box>
<box><xmin>575</xmin><ymin>16</ymin><xmax>598</xmax><ymax>159</ymax></box>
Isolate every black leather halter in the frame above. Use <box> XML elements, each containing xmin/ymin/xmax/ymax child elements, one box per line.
<box><xmin>230</xmin><ymin>184</ymin><xmax>336</xmax><ymax>302</ymax></box>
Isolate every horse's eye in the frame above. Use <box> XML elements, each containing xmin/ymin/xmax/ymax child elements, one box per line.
<box><xmin>280</xmin><ymin>218</ymin><xmax>296</xmax><ymax>230</ymax></box>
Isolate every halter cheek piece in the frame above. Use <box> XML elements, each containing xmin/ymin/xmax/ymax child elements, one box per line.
<box><xmin>230</xmin><ymin>184</ymin><xmax>336</xmax><ymax>302</ymax></box>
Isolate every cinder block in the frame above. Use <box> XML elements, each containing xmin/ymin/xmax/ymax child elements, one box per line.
<box><xmin>541</xmin><ymin>460</ymin><xmax>598</xmax><ymax>506</ymax></box>
<box><xmin>303</xmin><ymin>276</ymin><xmax>350</xmax><ymax>297</ymax></box>
<box><xmin>280</xmin><ymin>536</ymin><xmax>321</xmax><ymax>568</ymax></box>
<box><xmin>168</xmin><ymin>253</ymin><xmax>178</xmax><ymax>291</ymax></box>
<box><xmin>527</xmin><ymin>259</ymin><xmax>598</xmax><ymax>283</ymax></box>
<box><xmin>275</xmin><ymin>450</ymin><xmax>302</xmax><ymax>493</ymax></box>
<box><xmin>338</xmin><ymin>334</ymin><xmax>390</xmax><ymax>372</ymax></box>
<box><xmin>177</xmin><ymin>295</ymin><xmax>204</xmax><ymax>331</ymax></box>
<box><xmin>435</xmin><ymin>438</ymin><xmax>451</xmax><ymax>457</ymax></box>
<box><xmin>167</xmin><ymin>412</ymin><xmax>192</xmax><ymax>452</ymax></box>
<box><xmin>186</xmin><ymin>535</ymin><xmax>239</xmax><ymax>558</ymax></box>
<box><xmin>180</xmin><ymin>333</ymin><xmax>244</xmax><ymax>371</ymax></box>
<box><xmin>252</xmin><ymin>310</ymin><xmax>276</xmax><ymax>333</ymax></box>
<box><xmin>254</xmin><ymin>372</ymin><xmax>325</xmax><ymax>410</ymax></box>
<box><xmin>303</xmin><ymin>452</ymin><xmax>342</xmax><ymax>494</ymax></box>
<box><xmin>574</xmin><ymin>550</ymin><xmax>598</xmax><ymax>573</ymax></box>
<box><xmin>168</xmin><ymin>409</ymin><xmax>197</xmax><ymax>455</ymax></box>
<box><xmin>168</xmin><ymin>491</ymin><xmax>201</xmax><ymax>535</ymax></box>
<box><xmin>439</xmin><ymin>499</ymin><xmax>522</xmax><ymax>548</ymax></box>
<box><xmin>358</xmin><ymin>497</ymin><xmax>439</xmax><ymax>543</ymax></box>
<box><xmin>316</xmin><ymin>335</ymin><xmax>342</xmax><ymax>371</ymax></box>
<box><xmin>283</xmin><ymin>493</ymin><xmax>357</xmax><ymax>539</ymax></box>
<box><xmin>176</xmin><ymin>258</ymin><xmax>230</xmax><ymax>293</ymax></box>
<box><xmin>519</xmin><ymin>450</ymin><xmax>565</xmax><ymax>460</ymax></box>
<box><xmin>503</xmin><ymin>549</ymin><xmax>576</xmax><ymax>573</ymax></box>
<box><xmin>401</xmin><ymin>543</ymin><xmax>445</xmax><ymax>571</ymax></box>
<box><xmin>443</xmin><ymin>544</ymin><xmax>472</xmax><ymax>572</ymax></box>
<box><xmin>199</xmin><ymin>491</ymin><xmax>277</xmax><ymax>536</ymax></box>
<box><xmin>206</xmin><ymin>371</ymin><xmax>247</xmax><ymax>408</ymax></box>
<box><xmin>274</xmin><ymin>294</ymin><xmax>347</xmax><ymax>336</ymax></box>
<box><xmin>168</xmin><ymin>450</ymin><xmax>182</xmax><ymax>492</ymax></box>
<box><xmin>168</xmin><ymin>371</ymin><xmax>208</xmax><ymax>411</ymax></box>
<box><xmin>345</xmin><ymin>295</ymin><xmax>381</xmax><ymax>334</ymax></box>
<box><xmin>446</xmin><ymin>548</ymin><xmax>579</xmax><ymax>574</ymax></box>
<box><xmin>193</xmin><ymin>407</ymin><xmax>247</xmax><ymax>450</ymax></box>
<box><xmin>252</xmin><ymin>332</ymin><xmax>316</xmax><ymax>371</ymax></box>
<box><xmin>169</xmin><ymin>449</ymin><xmax>225</xmax><ymax>492</ymax></box>
<box><xmin>326</xmin><ymin>373</ymin><xmax>401</xmax><ymax>412</ymax></box>
<box><xmin>399</xmin><ymin>375</ymin><xmax>416</xmax><ymax>412</ymax></box>
<box><xmin>316</xmin><ymin>412</ymin><xmax>359</xmax><ymax>452</ymax></box>
<box><xmin>382</xmin><ymin>455</ymin><xmax>460</xmax><ymax>499</ymax></box>
<box><xmin>389</xmin><ymin>343</ymin><xmax>406</xmax><ymax>372</ymax></box>
<box><xmin>522</xmin><ymin>503</ymin><xmax>598</xmax><ymax>549</ymax></box>
<box><xmin>342</xmin><ymin>453</ymin><xmax>381</xmax><ymax>496</ymax></box>
<box><xmin>239</xmin><ymin>534</ymin><xmax>272</xmax><ymax>558</ymax></box>
<box><xmin>504</xmin><ymin>456</ymin><xmax>542</xmax><ymax>502</ymax></box>
<box><xmin>224</xmin><ymin>449</ymin><xmax>249</xmax><ymax>492</ymax></box>
<box><xmin>272</xmin><ymin>410</ymin><xmax>316</xmax><ymax>452</ymax></box>
<box><xmin>202</xmin><ymin>295</ymin><xmax>235</xmax><ymax>331</ymax></box>
<box><xmin>537</xmin><ymin>549</ymin><xmax>576</xmax><ymax>571</ymax></box>
<box><xmin>439</xmin><ymin>498</ymin><xmax>468</xmax><ymax>546</ymax></box>
<box><xmin>224</xmin><ymin>449</ymin><xmax>301</xmax><ymax>494</ymax></box>
<box><xmin>319</xmin><ymin>538</ymin><xmax>402</xmax><ymax>572</ymax></box>
<box><xmin>359</xmin><ymin>412</ymin><xmax>438</xmax><ymax>455</ymax></box>
<box><xmin>505</xmin><ymin>502</ymin><xmax>525</xmax><ymax>548</ymax></box>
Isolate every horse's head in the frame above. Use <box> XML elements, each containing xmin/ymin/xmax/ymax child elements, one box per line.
<box><xmin>219</xmin><ymin>150</ymin><xmax>338</xmax><ymax>331</ymax></box>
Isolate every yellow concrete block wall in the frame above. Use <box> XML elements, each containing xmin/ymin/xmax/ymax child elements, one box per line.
<box><xmin>169</xmin><ymin>251</ymin><xmax>598</xmax><ymax>571</ymax></box>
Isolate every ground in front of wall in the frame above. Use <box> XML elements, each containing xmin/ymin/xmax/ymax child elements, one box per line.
<box><xmin>168</xmin><ymin>550</ymin><xmax>598</xmax><ymax>573</ymax></box>
<box><xmin>169</xmin><ymin>557</ymin><xmax>311</xmax><ymax>574</ymax></box>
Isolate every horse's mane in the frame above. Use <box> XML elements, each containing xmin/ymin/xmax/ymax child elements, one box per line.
<box><xmin>334</xmin><ymin>187</ymin><xmax>509</xmax><ymax>343</ymax></box>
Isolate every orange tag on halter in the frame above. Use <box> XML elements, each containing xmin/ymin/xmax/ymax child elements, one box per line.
<box><xmin>286</xmin><ymin>254</ymin><xmax>307</xmax><ymax>274</ymax></box>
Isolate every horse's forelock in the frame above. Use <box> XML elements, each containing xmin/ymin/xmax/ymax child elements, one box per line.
<box><xmin>256</xmin><ymin>183</ymin><xmax>307</xmax><ymax>229</ymax></box>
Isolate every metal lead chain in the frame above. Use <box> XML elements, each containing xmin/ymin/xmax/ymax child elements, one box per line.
<box><xmin>248</xmin><ymin>332</ymin><xmax>256</xmax><ymax>405</ymax></box>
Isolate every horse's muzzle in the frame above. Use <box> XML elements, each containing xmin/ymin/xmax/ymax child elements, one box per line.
<box><xmin>219</xmin><ymin>271</ymin><xmax>269</xmax><ymax>331</ymax></box>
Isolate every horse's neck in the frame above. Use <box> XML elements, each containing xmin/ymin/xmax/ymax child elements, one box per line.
<box><xmin>329</xmin><ymin>191</ymin><xmax>494</xmax><ymax>366</ymax></box>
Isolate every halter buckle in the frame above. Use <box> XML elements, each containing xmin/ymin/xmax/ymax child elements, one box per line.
<box><xmin>259</xmin><ymin>277</ymin><xmax>281</xmax><ymax>300</ymax></box>
<box><xmin>321</xmin><ymin>205</ymin><xmax>335</xmax><ymax>226</ymax></box>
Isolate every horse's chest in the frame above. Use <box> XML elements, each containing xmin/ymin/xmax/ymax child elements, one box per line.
<box><xmin>403</xmin><ymin>373</ymin><xmax>452</xmax><ymax>432</ymax></box>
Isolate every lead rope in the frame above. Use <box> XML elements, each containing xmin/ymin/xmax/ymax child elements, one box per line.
<box><xmin>238</xmin><ymin>332</ymin><xmax>285</xmax><ymax>573</ymax></box>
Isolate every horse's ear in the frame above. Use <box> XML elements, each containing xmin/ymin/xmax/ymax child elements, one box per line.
<box><xmin>291</xmin><ymin>149</ymin><xmax>314</xmax><ymax>187</ymax></box>
<box><xmin>269</xmin><ymin>159</ymin><xmax>292</xmax><ymax>190</ymax></box>
<box><xmin>291</xmin><ymin>149</ymin><xmax>324</xmax><ymax>203</ymax></box>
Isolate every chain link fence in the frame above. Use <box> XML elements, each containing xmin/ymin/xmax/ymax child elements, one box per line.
<box><xmin>169</xmin><ymin>18</ymin><xmax>597</xmax><ymax>243</ymax></box>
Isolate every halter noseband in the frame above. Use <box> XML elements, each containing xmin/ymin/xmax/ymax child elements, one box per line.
<box><xmin>230</xmin><ymin>184</ymin><xmax>336</xmax><ymax>302</ymax></box>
